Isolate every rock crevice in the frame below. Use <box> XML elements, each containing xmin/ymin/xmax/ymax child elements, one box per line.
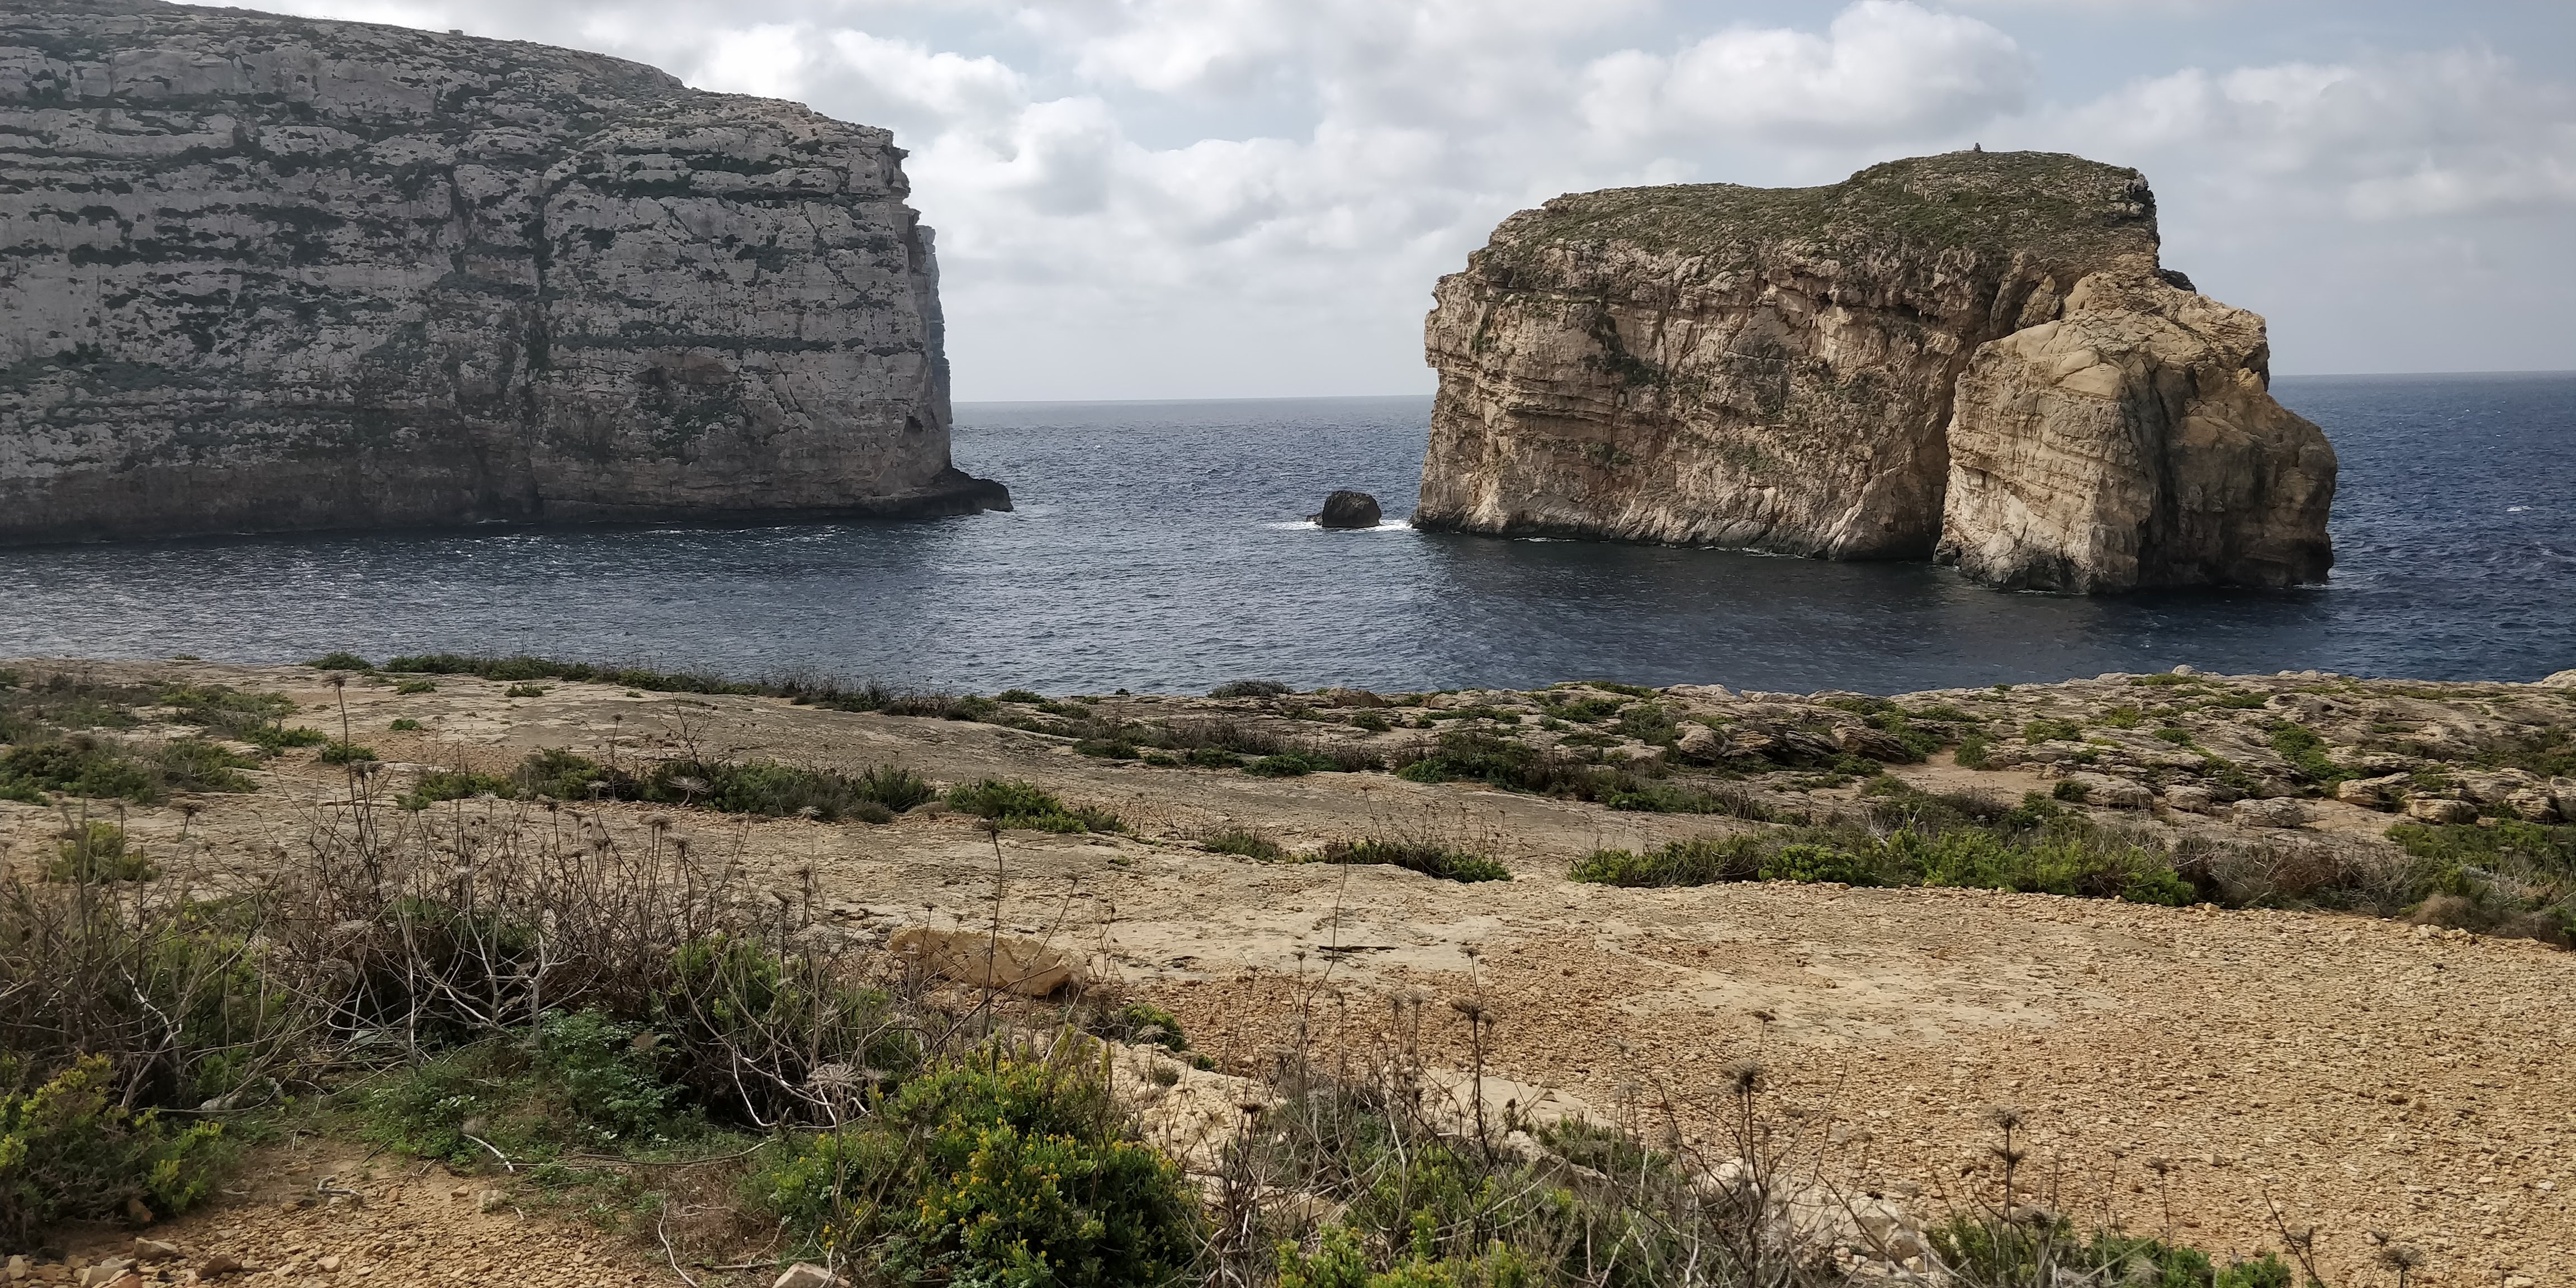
<box><xmin>0</xmin><ymin>0</ymin><xmax>1005</xmax><ymax>544</ymax></box>
<box><xmin>1416</xmin><ymin>151</ymin><xmax>2333</xmax><ymax>592</ymax></box>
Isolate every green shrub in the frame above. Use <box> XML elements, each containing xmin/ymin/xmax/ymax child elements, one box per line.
<box><xmin>2152</xmin><ymin>727</ymin><xmax>2195</xmax><ymax>745</ymax></box>
<box><xmin>997</xmin><ymin>689</ymin><xmax>1045</xmax><ymax>704</ymax></box>
<box><xmin>1569</xmin><ymin>836</ymin><xmax>1761</xmax><ymax>887</ymax></box>
<box><xmin>2268</xmin><ymin>723</ymin><xmax>2350</xmax><ymax>785</ymax></box>
<box><xmin>0</xmin><ymin>738</ymin><xmax>158</xmax><ymax>803</ymax></box>
<box><xmin>1204</xmin><ymin>828</ymin><xmax>1287</xmax><ymax>861</ymax></box>
<box><xmin>493</xmin><ymin>750</ymin><xmax>934</xmax><ymax>821</ymax></box>
<box><xmin>49</xmin><ymin>822</ymin><xmax>155</xmax><ymax>883</ymax></box>
<box><xmin>399</xmin><ymin>768</ymin><xmax>517</xmax><ymax>811</ymax></box>
<box><xmin>1313</xmin><ymin>839</ymin><xmax>1509</xmax><ymax>883</ymax></box>
<box><xmin>1210</xmin><ymin>679</ymin><xmax>1293</xmax><ymax>698</ymax></box>
<box><xmin>1955</xmin><ymin>732</ymin><xmax>1993</xmax><ymax>769</ymax></box>
<box><xmin>1758</xmin><ymin>842</ymin><xmax>1880</xmax><ymax>886</ymax></box>
<box><xmin>1098</xmin><ymin>1002</ymin><xmax>1193</xmax><ymax>1053</ymax></box>
<box><xmin>389</xmin><ymin>718</ymin><xmax>423</xmax><ymax>732</ymax></box>
<box><xmin>318</xmin><ymin>741</ymin><xmax>378</xmax><ymax>765</ymax></box>
<box><xmin>1278</xmin><ymin>1221</ymin><xmax>1534</xmax><ymax>1288</ymax></box>
<box><xmin>946</xmin><ymin>779</ymin><xmax>1125</xmax><ymax>834</ymax></box>
<box><xmin>2053</xmin><ymin>779</ymin><xmax>2091</xmax><ymax>803</ymax></box>
<box><xmin>502</xmin><ymin>684</ymin><xmax>547</xmax><ymax>698</ymax></box>
<box><xmin>1929</xmin><ymin>1214</ymin><xmax>2294</xmax><ymax>1288</ymax></box>
<box><xmin>1602</xmin><ymin>780</ymin><xmax>1769</xmax><ymax>818</ymax></box>
<box><xmin>2023</xmin><ymin>718</ymin><xmax>2083</xmax><ymax>744</ymax></box>
<box><xmin>305</xmin><ymin>652</ymin><xmax>374</xmax><ymax>671</ymax></box>
<box><xmin>356</xmin><ymin>1009</ymin><xmax>721</xmax><ymax>1168</ymax></box>
<box><xmin>151</xmin><ymin>737</ymin><xmax>258</xmax><ymax>792</ymax></box>
<box><xmin>749</xmin><ymin>1057</ymin><xmax>1200</xmax><ymax>1287</ymax></box>
<box><xmin>1247</xmin><ymin>754</ymin><xmax>1315</xmax><ymax>777</ymax></box>
<box><xmin>393</xmin><ymin>679</ymin><xmax>438</xmax><ymax>695</ymax></box>
<box><xmin>0</xmin><ymin>1055</ymin><xmax>230</xmax><ymax>1244</ymax></box>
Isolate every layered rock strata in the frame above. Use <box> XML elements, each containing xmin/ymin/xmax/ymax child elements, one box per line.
<box><xmin>1417</xmin><ymin>151</ymin><xmax>2333</xmax><ymax>591</ymax></box>
<box><xmin>0</xmin><ymin>0</ymin><xmax>1004</xmax><ymax>544</ymax></box>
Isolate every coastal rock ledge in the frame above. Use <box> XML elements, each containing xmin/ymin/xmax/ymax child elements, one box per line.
<box><xmin>1416</xmin><ymin>151</ymin><xmax>2336</xmax><ymax>592</ymax></box>
<box><xmin>0</xmin><ymin>0</ymin><xmax>1006</xmax><ymax>544</ymax></box>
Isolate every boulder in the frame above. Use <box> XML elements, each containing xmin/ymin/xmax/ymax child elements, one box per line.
<box><xmin>2537</xmin><ymin>669</ymin><xmax>2576</xmax><ymax>689</ymax></box>
<box><xmin>889</xmin><ymin>927</ymin><xmax>1082</xmax><ymax>997</ymax></box>
<box><xmin>2505</xmin><ymin>789</ymin><xmax>2561</xmax><ymax>823</ymax></box>
<box><xmin>2230</xmin><ymin>798</ymin><xmax>2309</xmax><ymax>829</ymax></box>
<box><xmin>2162</xmin><ymin>784</ymin><xmax>2218</xmax><ymax>813</ymax></box>
<box><xmin>2334</xmin><ymin>773</ymin><xmax>2409</xmax><ymax>809</ymax></box>
<box><xmin>1313</xmin><ymin>490</ymin><xmax>1384</xmax><ymax>529</ymax></box>
<box><xmin>1676</xmin><ymin>725</ymin><xmax>1726</xmax><ymax>760</ymax></box>
<box><xmin>2456</xmin><ymin>769</ymin><xmax>2537</xmax><ymax>804</ymax></box>
<box><xmin>2403</xmin><ymin>795</ymin><xmax>2479</xmax><ymax>825</ymax></box>
<box><xmin>2064</xmin><ymin>773</ymin><xmax>2153</xmax><ymax>809</ymax></box>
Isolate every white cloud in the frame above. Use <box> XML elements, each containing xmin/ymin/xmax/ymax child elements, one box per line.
<box><xmin>164</xmin><ymin>0</ymin><xmax>2576</xmax><ymax>390</ymax></box>
<box><xmin>1581</xmin><ymin>2</ymin><xmax>2032</xmax><ymax>146</ymax></box>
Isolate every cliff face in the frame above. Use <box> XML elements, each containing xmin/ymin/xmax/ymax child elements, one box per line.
<box><xmin>1417</xmin><ymin>151</ymin><xmax>2333</xmax><ymax>591</ymax></box>
<box><xmin>0</xmin><ymin>0</ymin><xmax>1004</xmax><ymax>544</ymax></box>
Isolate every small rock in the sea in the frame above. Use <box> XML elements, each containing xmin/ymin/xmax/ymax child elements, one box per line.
<box><xmin>1313</xmin><ymin>490</ymin><xmax>1383</xmax><ymax>529</ymax></box>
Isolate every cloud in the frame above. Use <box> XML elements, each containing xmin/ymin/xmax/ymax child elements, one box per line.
<box><xmin>156</xmin><ymin>1</ymin><xmax>2576</xmax><ymax>389</ymax></box>
<box><xmin>1581</xmin><ymin>2</ymin><xmax>2032</xmax><ymax>146</ymax></box>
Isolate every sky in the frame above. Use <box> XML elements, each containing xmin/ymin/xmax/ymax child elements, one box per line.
<box><xmin>181</xmin><ymin>0</ymin><xmax>2576</xmax><ymax>400</ymax></box>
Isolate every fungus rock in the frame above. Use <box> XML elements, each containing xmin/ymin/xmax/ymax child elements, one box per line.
<box><xmin>1417</xmin><ymin>150</ymin><xmax>2333</xmax><ymax>593</ymax></box>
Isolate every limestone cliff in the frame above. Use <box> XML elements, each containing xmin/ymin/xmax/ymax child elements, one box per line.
<box><xmin>0</xmin><ymin>0</ymin><xmax>1005</xmax><ymax>544</ymax></box>
<box><xmin>1417</xmin><ymin>151</ymin><xmax>2333</xmax><ymax>591</ymax></box>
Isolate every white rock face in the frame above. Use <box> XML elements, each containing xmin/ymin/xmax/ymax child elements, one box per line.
<box><xmin>1937</xmin><ymin>271</ymin><xmax>2334</xmax><ymax>590</ymax></box>
<box><xmin>0</xmin><ymin>0</ymin><xmax>1005</xmax><ymax>542</ymax></box>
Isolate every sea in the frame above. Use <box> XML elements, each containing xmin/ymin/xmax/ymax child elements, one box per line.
<box><xmin>0</xmin><ymin>373</ymin><xmax>2567</xmax><ymax>697</ymax></box>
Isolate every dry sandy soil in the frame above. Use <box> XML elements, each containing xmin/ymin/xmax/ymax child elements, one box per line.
<box><xmin>4</xmin><ymin>659</ymin><xmax>2572</xmax><ymax>1287</ymax></box>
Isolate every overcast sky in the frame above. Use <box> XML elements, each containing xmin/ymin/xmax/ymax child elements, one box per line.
<box><xmin>186</xmin><ymin>0</ymin><xmax>2576</xmax><ymax>400</ymax></box>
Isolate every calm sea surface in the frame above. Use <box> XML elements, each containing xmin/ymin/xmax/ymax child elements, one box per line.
<box><xmin>0</xmin><ymin>373</ymin><xmax>2568</xmax><ymax>695</ymax></box>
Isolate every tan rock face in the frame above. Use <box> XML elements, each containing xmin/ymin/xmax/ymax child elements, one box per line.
<box><xmin>1418</xmin><ymin>150</ymin><xmax>2334</xmax><ymax>591</ymax></box>
<box><xmin>0</xmin><ymin>0</ymin><xmax>1004</xmax><ymax>543</ymax></box>
<box><xmin>1937</xmin><ymin>271</ymin><xmax>2334</xmax><ymax>590</ymax></box>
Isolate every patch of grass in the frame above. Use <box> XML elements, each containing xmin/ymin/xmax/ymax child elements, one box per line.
<box><xmin>747</xmin><ymin>1056</ymin><xmax>1200</xmax><ymax>1286</ymax></box>
<box><xmin>389</xmin><ymin>718</ymin><xmax>423</xmax><ymax>731</ymax></box>
<box><xmin>1955</xmin><ymin>731</ymin><xmax>1993</xmax><ymax>769</ymax></box>
<box><xmin>1202</xmin><ymin>827</ymin><xmax>1287</xmax><ymax>861</ymax></box>
<box><xmin>1602</xmin><ymin>780</ymin><xmax>1772</xmax><ymax>818</ymax></box>
<box><xmin>354</xmin><ymin>1008</ymin><xmax>735</xmax><ymax>1168</ymax></box>
<box><xmin>1569</xmin><ymin>836</ymin><xmax>1760</xmax><ymax>887</ymax></box>
<box><xmin>2153</xmin><ymin>726</ymin><xmax>2195</xmax><ymax>745</ymax></box>
<box><xmin>946</xmin><ymin>779</ymin><xmax>1125</xmax><ymax>834</ymax></box>
<box><xmin>1210</xmin><ymin>679</ymin><xmax>1293</xmax><ymax>698</ymax></box>
<box><xmin>503</xmin><ymin>684</ymin><xmax>547</xmax><ymax>698</ymax></box>
<box><xmin>0</xmin><ymin>1055</ymin><xmax>231</xmax><ymax>1244</ymax></box>
<box><xmin>48</xmin><ymin>821</ymin><xmax>156</xmax><ymax>882</ymax></box>
<box><xmin>996</xmin><ymin>689</ymin><xmax>1045</xmax><ymax>704</ymax></box>
<box><xmin>2022</xmin><ymin>717</ymin><xmax>2083</xmax><ymax>744</ymax></box>
<box><xmin>393</xmin><ymin>679</ymin><xmax>438</xmax><ymax>695</ymax></box>
<box><xmin>1312</xmin><ymin>837</ymin><xmax>1510</xmax><ymax>883</ymax></box>
<box><xmin>317</xmin><ymin>741</ymin><xmax>379</xmax><ymax>765</ymax></box>
<box><xmin>2267</xmin><ymin>722</ymin><xmax>2351</xmax><ymax>787</ymax></box>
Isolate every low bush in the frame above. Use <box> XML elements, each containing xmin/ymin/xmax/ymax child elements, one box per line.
<box><xmin>1571</xmin><ymin>792</ymin><xmax>2197</xmax><ymax>906</ymax></box>
<box><xmin>317</xmin><ymin>741</ymin><xmax>378</xmax><ymax>765</ymax></box>
<box><xmin>946</xmin><ymin>779</ymin><xmax>1125</xmax><ymax>834</ymax></box>
<box><xmin>402</xmin><ymin>749</ymin><xmax>935</xmax><ymax>822</ymax></box>
<box><xmin>748</xmin><ymin>1055</ymin><xmax>1201</xmax><ymax>1286</ymax></box>
<box><xmin>1204</xmin><ymin>827</ymin><xmax>1288</xmax><ymax>861</ymax></box>
<box><xmin>2383</xmin><ymin>820</ymin><xmax>2575</xmax><ymax>944</ymax></box>
<box><xmin>1313</xmin><ymin>838</ymin><xmax>1509</xmax><ymax>883</ymax></box>
<box><xmin>1211</xmin><ymin>679</ymin><xmax>1294</xmax><ymax>698</ymax></box>
<box><xmin>306</xmin><ymin>652</ymin><xmax>375</xmax><ymax>671</ymax></box>
<box><xmin>0</xmin><ymin>1055</ymin><xmax>231</xmax><ymax>1244</ymax></box>
<box><xmin>354</xmin><ymin>1008</ymin><xmax>728</xmax><ymax>1167</ymax></box>
<box><xmin>48</xmin><ymin>821</ymin><xmax>155</xmax><ymax>883</ymax></box>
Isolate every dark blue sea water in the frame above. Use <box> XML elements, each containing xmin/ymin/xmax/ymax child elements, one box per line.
<box><xmin>0</xmin><ymin>373</ymin><xmax>2567</xmax><ymax>695</ymax></box>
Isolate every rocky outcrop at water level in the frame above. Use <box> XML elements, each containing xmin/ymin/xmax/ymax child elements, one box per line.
<box><xmin>0</xmin><ymin>0</ymin><xmax>1006</xmax><ymax>544</ymax></box>
<box><xmin>1417</xmin><ymin>151</ymin><xmax>2336</xmax><ymax>593</ymax></box>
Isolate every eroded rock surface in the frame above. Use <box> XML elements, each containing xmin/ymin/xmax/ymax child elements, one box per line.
<box><xmin>0</xmin><ymin>0</ymin><xmax>1005</xmax><ymax>543</ymax></box>
<box><xmin>1417</xmin><ymin>150</ymin><xmax>2333</xmax><ymax>591</ymax></box>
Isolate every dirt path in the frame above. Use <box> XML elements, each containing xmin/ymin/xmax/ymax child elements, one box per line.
<box><xmin>5</xmin><ymin>660</ymin><xmax>2571</xmax><ymax>1286</ymax></box>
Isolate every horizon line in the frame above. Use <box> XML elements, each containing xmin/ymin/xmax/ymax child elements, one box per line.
<box><xmin>953</xmin><ymin>367</ymin><xmax>2576</xmax><ymax>408</ymax></box>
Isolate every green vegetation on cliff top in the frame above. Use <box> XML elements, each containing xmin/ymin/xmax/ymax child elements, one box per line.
<box><xmin>1485</xmin><ymin>150</ymin><xmax>2159</xmax><ymax>277</ymax></box>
